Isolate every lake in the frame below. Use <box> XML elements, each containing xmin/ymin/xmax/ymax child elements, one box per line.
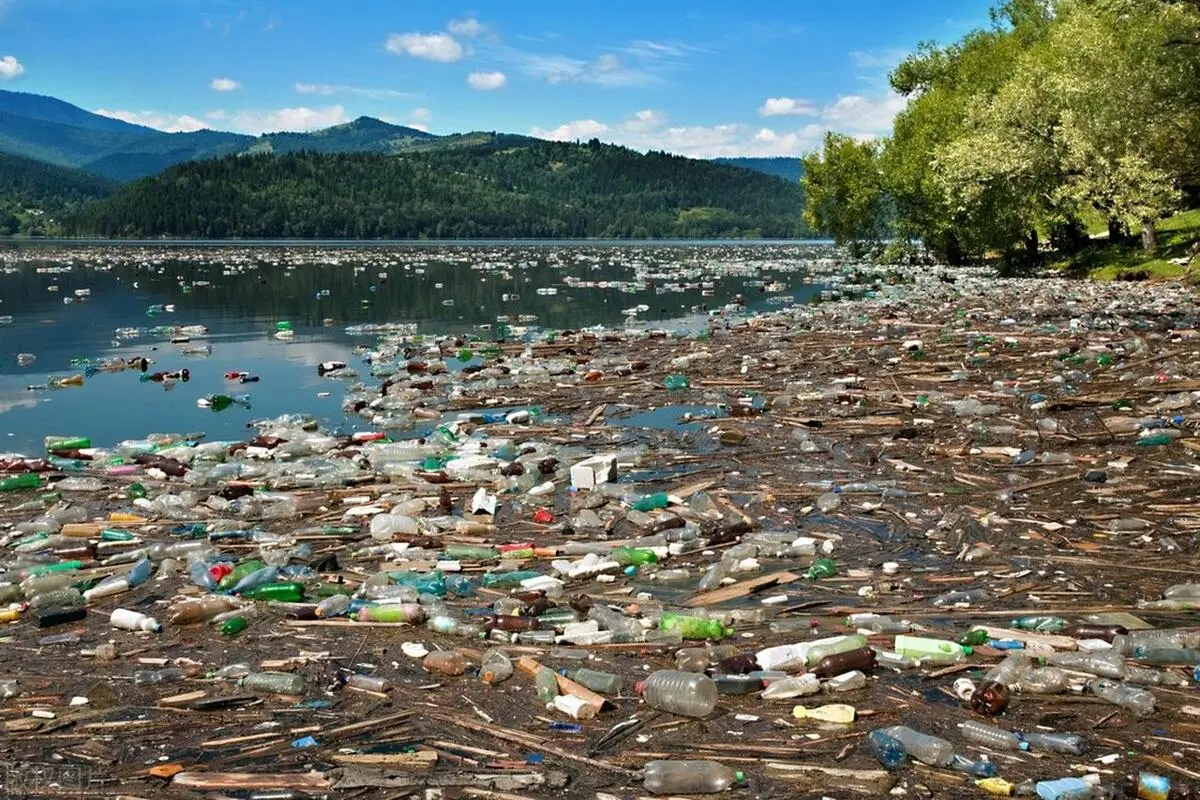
<box><xmin>0</xmin><ymin>242</ymin><xmax>834</xmax><ymax>453</ymax></box>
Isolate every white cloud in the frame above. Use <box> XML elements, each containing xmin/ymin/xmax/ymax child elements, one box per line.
<box><xmin>500</xmin><ymin>47</ymin><xmax>656</xmax><ymax>88</ymax></box>
<box><xmin>94</xmin><ymin>108</ymin><xmax>208</xmax><ymax>133</ymax></box>
<box><xmin>531</xmin><ymin>119</ymin><xmax>609</xmax><ymax>141</ymax></box>
<box><xmin>229</xmin><ymin>105</ymin><xmax>350</xmax><ymax>134</ymax></box>
<box><xmin>758</xmin><ymin>97</ymin><xmax>817</xmax><ymax>117</ymax></box>
<box><xmin>209</xmin><ymin>77</ymin><xmax>241</xmax><ymax>92</ymax></box>
<box><xmin>385</xmin><ymin>32</ymin><xmax>464</xmax><ymax>63</ymax></box>
<box><xmin>622</xmin><ymin>108</ymin><xmax>667</xmax><ymax>133</ymax></box>
<box><xmin>294</xmin><ymin>82</ymin><xmax>414</xmax><ymax>100</ymax></box>
<box><xmin>408</xmin><ymin>123</ymin><xmax>429</xmax><ymax>132</ymax></box>
<box><xmin>822</xmin><ymin>93</ymin><xmax>907</xmax><ymax>135</ymax></box>
<box><xmin>448</xmin><ymin>17</ymin><xmax>485</xmax><ymax>38</ymax></box>
<box><xmin>466</xmin><ymin>70</ymin><xmax>507</xmax><ymax>91</ymax></box>
<box><xmin>0</xmin><ymin>55</ymin><xmax>23</xmax><ymax>79</ymax></box>
<box><xmin>409</xmin><ymin>107</ymin><xmax>432</xmax><ymax>122</ymax></box>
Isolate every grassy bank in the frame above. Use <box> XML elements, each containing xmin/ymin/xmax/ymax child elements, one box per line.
<box><xmin>1053</xmin><ymin>208</ymin><xmax>1200</xmax><ymax>280</ymax></box>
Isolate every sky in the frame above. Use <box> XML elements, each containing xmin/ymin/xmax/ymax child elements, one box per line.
<box><xmin>0</xmin><ymin>0</ymin><xmax>995</xmax><ymax>158</ymax></box>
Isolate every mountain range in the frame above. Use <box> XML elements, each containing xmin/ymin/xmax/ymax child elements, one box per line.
<box><xmin>0</xmin><ymin>89</ymin><xmax>807</xmax><ymax>239</ymax></box>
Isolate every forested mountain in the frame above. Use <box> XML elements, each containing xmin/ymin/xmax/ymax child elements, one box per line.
<box><xmin>713</xmin><ymin>157</ymin><xmax>804</xmax><ymax>183</ymax></box>
<box><xmin>0</xmin><ymin>91</ymin><xmax>542</xmax><ymax>181</ymax></box>
<box><xmin>0</xmin><ymin>152</ymin><xmax>118</xmax><ymax>235</ymax></box>
<box><xmin>70</xmin><ymin>140</ymin><xmax>809</xmax><ymax>239</ymax></box>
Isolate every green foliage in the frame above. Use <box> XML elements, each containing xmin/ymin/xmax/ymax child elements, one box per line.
<box><xmin>0</xmin><ymin>152</ymin><xmax>118</xmax><ymax>236</ymax></box>
<box><xmin>802</xmin><ymin>132</ymin><xmax>887</xmax><ymax>251</ymax></box>
<box><xmin>69</xmin><ymin>142</ymin><xmax>809</xmax><ymax>239</ymax></box>
<box><xmin>712</xmin><ymin>157</ymin><xmax>805</xmax><ymax>183</ymax></box>
<box><xmin>876</xmin><ymin>0</ymin><xmax>1200</xmax><ymax>263</ymax></box>
<box><xmin>1053</xmin><ymin>206</ymin><xmax>1200</xmax><ymax>279</ymax></box>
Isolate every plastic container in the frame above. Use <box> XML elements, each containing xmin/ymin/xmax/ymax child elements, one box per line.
<box><xmin>241</xmin><ymin>672</ymin><xmax>306</xmax><ymax>695</ymax></box>
<box><xmin>894</xmin><ymin>635</ymin><xmax>969</xmax><ymax>664</ymax></box>
<box><xmin>643</xmin><ymin>760</ymin><xmax>741</xmax><ymax>794</ymax></box>
<box><xmin>481</xmin><ymin>650</ymin><xmax>514</xmax><ymax>685</ymax></box>
<box><xmin>868</xmin><ymin>729</ymin><xmax>908</xmax><ymax>770</ymax></box>
<box><xmin>881</xmin><ymin>726</ymin><xmax>954</xmax><ymax>767</ymax></box>
<box><xmin>761</xmin><ymin>673</ymin><xmax>821</xmax><ymax>699</ymax></box>
<box><xmin>564</xmin><ymin>667</ymin><xmax>621</xmax><ymax>694</ymax></box>
<box><xmin>110</xmin><ymin>608</ymin><xmax>162</xmax><ymax>633</ymax></box>
<box><xmin>638</xmin><ymin>670</ymin><xmax>719</xmax><ymax>718</ymax></box>
<box><xmin>958</xmin><ymin>720</ymin><xmax>1026</xmax><ymax>751</ymax></box>
<box><xmin>1088</xmin><ymin>679</ymin><xmax>1155</xmax><ymax>716</ymax></box>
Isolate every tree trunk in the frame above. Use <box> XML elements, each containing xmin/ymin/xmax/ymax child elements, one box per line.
<box><xmin>1108</xmin><ymin>217</ymin><xmax>1127</xmax><ymax>244</ymax></box>
<box><xmin>1141</xmin><ymin>218</ymin><xmax>1158</xmax><ymax>252</ymax></box>
<box><xmin>1025</xmin><ymin>229</ymin><xmax>1039</xmax><ymax>263</ymax></box>
<box><xmin>943</xmin><ymin>232</ymin><xmax>966</xmax><ymax>266</ymax></box>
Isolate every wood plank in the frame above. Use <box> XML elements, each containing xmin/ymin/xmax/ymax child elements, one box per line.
<box><xmin>686</xmin><ymin>570</ymin><xmax>801</xmax><ymax>607</ymax></box>
<box><xmin>332</xmin><ymin>751</ymin><xmax>438</xmax><ymax>770</ymax></box>
<box><xmin>171</xmin><ymin>771</ymin><xmax>330</xmax><ymax>791</ymax></box>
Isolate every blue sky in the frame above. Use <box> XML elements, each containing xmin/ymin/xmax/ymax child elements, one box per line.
<box><xmin>0</xmin><ymin>0</ymin><xmax>994</xmax><ymax>157</ymax></box>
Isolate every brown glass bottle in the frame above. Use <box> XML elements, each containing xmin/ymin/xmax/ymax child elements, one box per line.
<box><xmin>970</xmin><ymin>681</ymin><xmax>1010</xmax><ymax>715</ymax></box>
<box><xmin>482</xmin><ymin>615</ymin><xmax>540</xmax><ymax>633</ymax></box>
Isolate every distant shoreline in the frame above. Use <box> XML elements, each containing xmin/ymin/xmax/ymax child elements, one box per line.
<box><xmin>0</xmin><ymin>237</ymin><xmax>832</xmax><ymax>248</ymax></box>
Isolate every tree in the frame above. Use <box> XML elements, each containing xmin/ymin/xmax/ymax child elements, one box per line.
<box><xmin>801</xmin><ymin>132</ymin><xmax>888</xmax><ymax>253</ymax></box>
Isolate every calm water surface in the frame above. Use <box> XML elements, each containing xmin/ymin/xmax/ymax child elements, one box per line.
<box><xmin>0</xmin><ymin>242</ymin><xmax>834</xmax><ymax>453</ymax></box>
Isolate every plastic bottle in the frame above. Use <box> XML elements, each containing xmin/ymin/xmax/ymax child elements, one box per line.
<box><xmin>29</xmin><ymin>588</ymin><xmax>83</xmax><ymax>610</ymax></box>
<box><xmin>958</xmin><ymin>720</ymin><xmax>1027</xmax><ymax>751</ymax></box>
<box><xmin>972</xmin><ymin>653</ymin><xmax>1031</xmax><ymax>715</ymax></box>
<box><xmin>315</xmin><ymin>594</ymin><xmax>351</xmax><ymax>619</ymax></box>
<box><xmin>825</xmin><ymin>670</ymin><xmax>868</xmax><ymax>692</ymax></box>
<box><xmin>344</xmin><ymin>673</ymin><xmax>390</xmax><ymax>693</ymax></box>
<box><xmin>0</xmin><ymin>473</ymin><xmax>42</xmax><ymax>492</ymax></box>
<box><xmin>762</xmin><ymin>673</ymin><xmax>821</xmax><ymax>699</ymax></box>
<box><xmin>588</xmin><ymin>605</ymin><xmax>643</xmax><ymax>642</ymax></box>
<box><xmin>1088</xmin><ymin>679</ymin><xmax>1155</xmax><ymax>716</ymax></box>
<box><xmin>868</xmin><ymin>729</ymin><xmax>908</xmax><ymax>770</ymax></box>
<box><xmin>240</xmin><ymin>672</ymin><xmax>306</xmax><ymax>695</ymax></box>
<box><xmin>659</xmin><ymin>612</ymin><xmax>732</xmax><ymax>641</ymax></box>
<box><xmin>168</xmin><ymin>596</ymin><xmax>238</xmax><ymax>625</ymax></box>
<box><xmin>239</xmin><ymin>581</ymin><xmax>304</xmax><ymax>602</ymax></box>
<box><xmin>357</xmin><ymin>603</ymin><xmax>425</xmax><ymax>624</ymax></box>
<box><xmin>805</xmin><ymin>557</ymin><xmax>837</xmax><ymax>580</ymax></box>
<box><xmin>424</xmin><ymin>651</ymin><xmax>468</xmax><ymax>676</ymax></box>
<box><xmin>1063</xmin><ymin>623</ymin><xmax>1127</xmax><ymax>643</ymax></box>
<box><xmin>480</xmin><ymin>650</ymin><xmax>514</xmax><ymax>685</ymax></box>
<box><xmin>1011</xmin><ymin>616</ymin><xmax>1068</xmax><ymax>633</ymax></box>
<box><xmin>1046</xmin><ymin>650</ymin><xmax>1126</xmax><ymax>679</ymax></box>
<box><xmin>564</xmin><ymin>668</ymin><xmax>621</xmax><ymax>694</ymax></box>
<box><xmin>950</xmin><ymin>754</ymin><xmax>998</xmax><ymax>778</ymax></box>
<box><xmin>1035</xmin><ymin>777</ymin><xmax>1095</xmax><ymax>800</ymax></box>
<box><xmin>632</xmin><ymin>492</ymin><xmax>670</xmax><ymax>512</ymax></box>
<box><xmin>1013</xmin><ymin>667</ymin><xmax>1070</xmax><ymax>695</ymax></box>
<box><xmin>805</xmin><ymin>634</ymin><xmax>868</xmax><ymax>667</ymax></box>
<box><xmin>642</xmin><ymin>760</ymin><xmax>742</xmax><ymax>794</ymax></box>
<box><xmin>1134</xmin><ymin>648</ymin><xmax>1200</xmax><ymax>666</ymax></box>
<box><xmin>110</xmin><ymin>608</ymin><xmax>162</xmax><ymax>633</ymax></box>
<box><xmin>881</xmin><ymin>726</ymin><xmax>954</xmax><ymax>767</ymax></box>
<box><xmin>811</xmin><ymin>647</ymin><xmax>877</xmax><ymax>678</ymax></box>
<box><xmin>1121</xmin><ymin>772</ymin><xmax>1194</xmax><ymax>800</ymax></box>
<box><xmin>612</xmin><ymin>546</ymin><xmax>658</xmax><ymax>567</ymax></box>
<box><xmin>894</xmin><ymin>635</ymin><xmax>970</xmax><ymax>664</ymax></box>
<box><xmin>1020</xmin><ymin>732</ymin><xmax>1087</xmax><ymax>755</ymax></box>
<box><xmin>792</xmin><ymin>703</ymin><xmax>855</xmax><ymax>723</ymax></box>
<box><xmin>638</xmin><ymin>670</ymin><xmax>719</xmax><ymax>718</ymax></box>
<box><xmin>134</xmin><ymin>667</ymin><xmax>186</xmax><ymax>686</ymax></box>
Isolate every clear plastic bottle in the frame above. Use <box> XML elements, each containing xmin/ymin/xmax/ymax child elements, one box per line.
<box><xmin>1020</xmin><ymin>732</ymin><xmax>1087</xmax><ymax>755</ymax></box>
<box><xmin>344</xmin><ymin>673</ymin><xmax>390</xmax><ymax>692</ymax></box>
<box><xmin>804</xmin><ymin>634</ymin><xmax>868</xmax><ymax>667</ymax></box>
<box><xmin>638</xmin><ymin>670</ymin><xmax>718</xmax><ymax>718</ymax></box>
<box><xmin>958</xmin><ymin>720</ymin><xmax>1027</xmax><ymax>751</ymax></box>
<box><xmin>240</xmin><ymin>672</ymin><xmax>306</xmax><ymax>695</ymax></box>
<box><xmin>1088</xmin><ymin>679</ymin><xmax>1155</xmax><ymax>716</ymax></box>
<box><xmin>133</xmin><ymin>667</ymin><xmax>186</xmax><ymax>686</ymax></box>
<box><xmin>564</xmin><ymin>667</ymin><xmax>621</xmax><ymax>694</ymax></box>
<box><xmin>167</xmin><ymin>596</ymin><xmax>238</xmax><ymax>625</ymax></box>
<box><xmin>588</xmin><ymin>604</ymin><xmax>643</xmax><ymax>642</ymax></box>
<box><xmin>1046</xmin><ymin>650</ymin><xmax>1126</xmax><ymax>679</ymax></box>
<box><xmin>868</xmin><ymin>729</ymin><xmax>907</xmax><ymax>770</ymax></box>
<box><xmin>315</xmin><ymin>594</ymin><xmax>351</xmax><ymax>619</ymax></box>
<box><xmin>642</xmin><ymin>760</ymin><xmax>742</xmax><ymax>794</ymax></box>
<box><xmin>881</xmin><ymin>726</ymin><xmax>955</xmax><ymax>767</ymax></box>
<box><xmin>481</xmin><ymin>650</ymin><xmax>514</xmax><ymax>685</ymax></box>
<box><xmin>761</xmin><ymin>674</ymin><xmax>821</xmax><ymax>699</ymax></box>
<box><xmin>1013</xmin><ymin>667</ymin><xmax>1070</xmax><ymax>694</ymax></box>
<box><xmin>971</xmin><ymin>653</ymin><xmax>1031</xmax><ymax>715</ymax></box>
<box><xmin>825</xmin><ymin>670</ymin><xmax>867</xmax><ymax>692</ymax></box>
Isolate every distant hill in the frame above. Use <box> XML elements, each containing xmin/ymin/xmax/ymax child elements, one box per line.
<box><xmin>71</xmin><ymin>140</ymin><xmax>810</xmax><ymax>239</ymax></box>
<box><xmin>712</xmin><ymin>157</ymin><xmax>804</xmax><ymax>184</ymax></box>
<box><xmin>0</xmin><ymin>152</ymin><xmax>118</xmax><ymax>235</ymax></box>
<box><xmin>0</xmin><ymin>90</ymin><xmax>543</xmax><ymax>181</ymax></box>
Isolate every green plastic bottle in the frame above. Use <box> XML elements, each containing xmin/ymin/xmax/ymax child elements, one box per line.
<box><xmin>0</xmin><ymin>473</ymin><xmax>42</xmax><ymax>492</ymax></box>
<box><xmin>356</xmin><ymin>603</ymin><xmax>425</xmax><ymax>623</ymax></box>
<box><xmin>444</xmin><ymin>544</ymin><xmax>500</xmax><ymax>561</ymax></box>
<box><xmin>659</xmin><ymin>612</ymin><xmax>733</xmax><ymax>641</ymax></box>
<box><xmin>1010</xmin><ymin>616</ymin><xmax>1068</xmax><ymax>633</ymax></box>
<box><xmin>1136</xmin><ymin>432</ymin><xmax>1172</xmax><ymax>447</ymax></box>
<box><xmin>44</xmin><ymin>436</ymin><xmax>90</xmax><ymax>451</ymax></box>
<box><xmin>632</xmin><ymin>492</ymin><xmax>670</xmax><ymax>512</ymax></box>
<box><xmin>220</xmin><ymin>617</ymin><xmax>248</xmax><ymax>636</ymax></box>
<box><xmin>239</xmin><ymin>582</ymin><xmax>305</xmax><ymax>602</ymax></box>
<box><xmin>389</xmin><ymin>570</ymin><xmax>446</xmax><ymax>596</ymax></box>
<box><xmin>100</xmin><ymin>528</ymin><xmax>136</xmax><ymax>542</ymax></box>
<box><xmin>217</xmin><ymin>560</ymin><xmax>266</xmax><ymax>591</ymax></box>
<box><xmin>126</xmin><ymin>483</ymin><xmax>147</xmax><ymax>500</ymax></box>
<box><xmin>805</xmin><ymin>558</ymin><xmax>837</xmax><ymax>580</ymax></box>
<box><xmin>481</xmin><ymin>569</ymin><xmax>541</xmax><ymax>588</ymax></box>
<box><xmin>958</xmin><ymin>629</ymin><xmax>990</xmax><ymax>647</ymax></box>
<box><xmin>612</xmin><ymin>547</ymin><xmax>658</xmax><ymax>567</ymax></box>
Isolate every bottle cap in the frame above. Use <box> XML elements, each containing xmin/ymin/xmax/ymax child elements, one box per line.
<box><xmin>734</xmin><ymin>771</ymin><xmax>746</xmax><ymax>783</ymax></box>
<box><xmin>634</xmin><ymin>680</ymin><xmax>646</xmax><ymax>696</ymax></box>
<box><xmin>962</xmin><ymin>645</ymin><xmax>974</xmax><ymax>655</ymax></box>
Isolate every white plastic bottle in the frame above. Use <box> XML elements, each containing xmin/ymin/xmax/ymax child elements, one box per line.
<box><xmin>110</xmin><ymin>608</ymin><xmax>162</xmax><ymax>633</ymax></box>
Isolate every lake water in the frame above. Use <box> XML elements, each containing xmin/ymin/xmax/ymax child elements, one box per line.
<box><xmin>0</xmin><ymin>242</ymin><xmax>833</xmax><ymax>453</ymax></box>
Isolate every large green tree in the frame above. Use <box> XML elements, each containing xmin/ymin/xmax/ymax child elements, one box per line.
<box><xmin>801</xmin><ymin>132</ymin><xmax>888</xmax><ymax>253</ymax></box>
